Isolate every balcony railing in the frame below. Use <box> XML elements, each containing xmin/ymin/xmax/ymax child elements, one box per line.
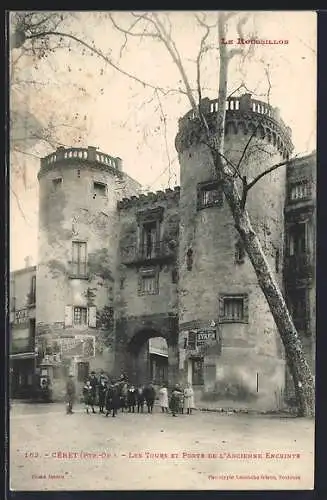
<box><xmin>68</xmin><ymin>262</ymin><xmax>89</xmax><ymax>279</ymax></box>
<box><xmin>284</xmin><ymin>253</ymin><xmax>314</xmax><ymax>282</ymax></box>
<box><xmin>121</xmin><ymin>240</ymin><xmax>176</xmax><ymax>265</ymax></box>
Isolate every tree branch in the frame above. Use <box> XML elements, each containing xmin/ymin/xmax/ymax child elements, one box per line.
<box><xmin>109</xmin><ymin>13</ymin><xmax>158</xmax><ymax>38</ymax></box>
<box><xmin>246</xmin><ymin>157</ymin><xmax>294</xmax><ymax>192</ymax></box>
<box><xmin>236</xmin><ymin>117</ymin><xmax>265</xmax><ymax>172</ymax></box>
<box><xmin>154</xmin><ymin>89</ymin><xmax>173</xmax><ymax>187</ymax></box>
<box><xmin>10</xmin><ymin>186</ymin><xmax>31</xmax><ymax>224</ymax></box>
<box><xmin>195</xmin><ymin>17</ymin><xmax>211</xmax><ymax>105</ymax></box>
<box><xmin>24</xmin><ymin>30</ymin><xmax>181</xmax><ymax>95</ymax></box>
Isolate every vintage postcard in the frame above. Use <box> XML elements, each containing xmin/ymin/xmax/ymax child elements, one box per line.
<box><xmin>8</xmin><ymin>10</ymin><xmax>316</xmax><ymax>491</ymax></box>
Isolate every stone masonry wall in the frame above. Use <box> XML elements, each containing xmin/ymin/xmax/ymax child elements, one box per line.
<box><xmin>176</xmin><ymin>119</ymin><xmax>288</xmax><ymax>410</ymax></box>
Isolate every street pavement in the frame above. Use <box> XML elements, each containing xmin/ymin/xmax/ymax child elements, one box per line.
<box><xmin>9</xmin><ymin>402</ymin><xmax>314</xmax><ymax>491</ymax></box>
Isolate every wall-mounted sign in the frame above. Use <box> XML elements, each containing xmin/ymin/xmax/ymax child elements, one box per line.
<box><xmin>196</xmin><ymin>329</ymin><xmax>217</xmax><ymax>345</ymax></box>
<box><xmin>14</xmin><ymin>309</ymin><xmax>29</xmax><ymax>324</ymax></box>
<box><xmin>181</xmin><ymin>327</ymin><xmax>218</xmax><ymax>349</ymax></box>
<box><xmin>56</xmin><ymin>335</ymin><xmax>95</xmax><ymax>359</ymax></box>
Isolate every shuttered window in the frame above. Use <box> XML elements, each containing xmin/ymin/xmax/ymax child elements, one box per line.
<box><xmin>197</xmin><ymin>181</ymin><xmax>223</xmax><ymax>210</ymax></box>
<box><xmin>71</xmin><ymin>241</ymin><xmax>87</xmax><ymax>277</ymax></box>
<box><xmin>138</xmin><ymin>267</ymin><xmax>159</xmax><ymax>295</ymax></box>
<box><xmin>219</xmin><ymin>294</ymin><xmax>249</xmax><ymax>323</ymax></box>
<box><xmin>64</xmin><ymin>306</ymin><xmax>97</xmax><ymax>328</ymax></box>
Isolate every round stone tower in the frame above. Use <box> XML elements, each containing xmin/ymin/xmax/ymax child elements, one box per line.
<box><xmin>36</xmin><ymin>146</ymin><xmax>124</xmax><ymax>398</ymax></box>
<box><xmin>175</xmin><ymin>93</ymin><xmax>293</xmax><ymax>410</ymax></box>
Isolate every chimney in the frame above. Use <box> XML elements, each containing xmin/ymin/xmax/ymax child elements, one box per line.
<box><xmin>24</xmin><ymin>256</ymin><xmax>32</xmax><ymax>268</ymax></box>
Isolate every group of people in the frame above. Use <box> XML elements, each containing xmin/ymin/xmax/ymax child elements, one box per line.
<box><xmin>66</xmin><ymin>370</ymin><xmax>195</xmax><ymax>418</ymax></box>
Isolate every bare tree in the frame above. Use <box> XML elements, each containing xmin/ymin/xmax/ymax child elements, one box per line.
<box><xmin>9</xmin><ymin>11</ymin><xmax>87</xmax><ymax>213</ymax></box>
<box><xmin>10</xmin><ymin>10</ymin><xmax>315</xmax><ymax>416</ymax></box>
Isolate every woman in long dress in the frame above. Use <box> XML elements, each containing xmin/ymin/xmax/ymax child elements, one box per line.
<box><xmin>158</xmin><ymin>384</ymin><xmax>169</xmax><ymax>413</ymax></box>
<box><xmin>183</xmin><ymin>382</ymin><xmax>195</xmax><ymax>415</ymax></box>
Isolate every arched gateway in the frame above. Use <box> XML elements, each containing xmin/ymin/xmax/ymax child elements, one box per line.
<box><xmin>114</xmin><ymin>314</ymin><xmax>179</xmax><ymax>388</ymax></box>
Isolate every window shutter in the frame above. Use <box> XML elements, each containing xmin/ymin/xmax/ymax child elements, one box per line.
<box><xmin>218</xmin><ymin>296</ymin><xmax>224</xmax><ymax>321</ymax></box>
<box><xmin>88</xmin><ymin>306</ymin><xmax>97</xmax><ymax>328</ymax></box>
<box><xmin>243</xmin><ymin>295</ymin><xmax>249</xmax><ymax>323</ymax></box>
<box><xmin>64</xmin><ymin>306</ymin><xmax>73</xmax><ymax>327</ymax></box>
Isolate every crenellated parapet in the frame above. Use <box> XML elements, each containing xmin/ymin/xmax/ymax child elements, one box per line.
<box><xmin>117</xmin><ymin>186</ymin><xmax>180</xmax><ymax>210</ymax></box>
<box><xmin>175</xmin><ymin>93</ymin><xmax>293</xmax><ymax>159</ymax></box>
<box><xmin>38</xmin><ymin>146</ymin><xmax>123</xmax><ymax>179</ymax></box>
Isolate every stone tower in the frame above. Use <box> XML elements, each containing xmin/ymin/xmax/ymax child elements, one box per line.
<box><xmin>175</xmin><ymin>93</ymin><xmax>293</xmax><ymax>410</ymax></box>
<box><xmin>36</xmin><ymin>146</ymin><xmax>138</xmax><ymax>397</ymax></box>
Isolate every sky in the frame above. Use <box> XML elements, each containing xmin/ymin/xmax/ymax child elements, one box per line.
<box><xmin>9</xmin><ymin>10</ymin><xmax>317</xmax><ymax>271</ymax></box>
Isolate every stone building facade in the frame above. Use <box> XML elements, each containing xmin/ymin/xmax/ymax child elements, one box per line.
<box><xmin>9</xmin><ymin>261</ymin><xmax>36</xmax><ymax>398</ymax></box>
<box><xmin>9</xmin><ymin>94</ymin><xmax>316</xmax><ymax>410</ymax></box>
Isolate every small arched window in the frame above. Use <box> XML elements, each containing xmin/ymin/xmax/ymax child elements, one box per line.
<box><xmin>235</xmin><ymin>239</ymin><xmax>245</xmax><ymax>264</ymax></box>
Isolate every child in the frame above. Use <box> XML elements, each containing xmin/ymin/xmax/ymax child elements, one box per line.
<box><xmin>83</xmin><ymin>380</ymin><xmax>94</xmax><ymax>414</ymax></box>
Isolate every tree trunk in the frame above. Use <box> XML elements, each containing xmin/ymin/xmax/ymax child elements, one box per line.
<box><xmin>220</xmin><ymin>171</ymin><xmax>315</xmax><ymax>417</ymax></box>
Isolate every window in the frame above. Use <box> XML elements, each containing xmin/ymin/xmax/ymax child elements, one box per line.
<box><xmin>275</xmin><ymin>249</ymin><xmax>280</xmax><ymax>273</ymax></box>
<box><xmin>71</xmin><ymin>241</ymin><xmax>87</xmax><ymax>277</ymax></box>
<box><xmin>138</xmin><ymin>268</ymin><xmax>159</xmax><ymax>295</ymax></box>
<box><xmin>29</xmin><ymin>276</ymin><xmax>36</xmax><ymax>305</ymax></box>
<box><xmin>191</xmin><ymin>357</ymin><xmax>204</xmax><ymax>385</ymax></box>
<box><xmin>77</xmin><ymin>361</ymin><xmax>89</xmax><ymax>382</ymax></box>
<box><xmin>93</xmin><ymin>181</ymin><xmax>107</xmax><ymax>197</ymax></box>
<box><xmin>288</xmin><ymin>223</ymin><xmax>306</xmax><ymax>256</ymax></box>
<box><xmin>235</xmin><ymin>239</ymin><xmax>245</xmax><ymax>264</ymax></box>
<box><xmin>290</xmin><ymin>181</ymin><xmax>310</xmax><ymax>201</ymax></box>
<box><xmin>73</xmin><ymin>307</ymin><xmax>88</xmax><ymax>326</ymax></box>
<box><xmin>29</xmin><ymin>318</ymin><xmax>36</xmax><ymax>343</ymax></box>
<box><xmin>140</xmin><ymin>276</ymin><xmax>156</xmax><ymax>294</ymax></box>
<box><xmin>289</xmin><ymin>289</ymin><xmax>308</xmax><ymax>333</ymax></box>
<box><xmin>141</xmin><ymin>221</ymin><xmax>158</xmax><ymax>259</ymax></box>
<box><xmin>52</xmin><ymin>178</ymin><xmax>62</xmax><ymax>190</ymax></box>
<box><xmin>65</xmin><ymin>305</ymin><xmax>96</xmax><ymax>328</ymax></box>
<box><xmin>219</xmin><ymin>294</ymin><xmax>249</xmax><ymax>323</ymax></box>
<box><xmin>188</xmin><ymin>330</ymin><xmax>196</xmax><ymax>350</ymax></box>
<box><xmin>197</xmin><ymin>181</ymin><xmax>223</xmax><ymax>210</ymax></box>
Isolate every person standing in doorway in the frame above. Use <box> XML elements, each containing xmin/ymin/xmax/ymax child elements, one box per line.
<box><xmin>183</xmin><ymin>382</ymin><xmax>195</xmax><ymax>415</ymax></box>
<box><xmin>158</xmin><ymin>383</ymin><xmax>169</xmax><ymax>413</ymax></box>
<box><xmin>66</xmin><ymin>374</ymin><xmax>76</xmax><ymax>415</ymax></box>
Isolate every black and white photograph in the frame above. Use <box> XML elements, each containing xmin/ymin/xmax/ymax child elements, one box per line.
<box><xmin>8</xmin><ymin>10</ymin><xmax>316</xmax><ymax>491</ymax></box>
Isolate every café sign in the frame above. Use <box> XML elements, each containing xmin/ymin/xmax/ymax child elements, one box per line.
<box><xmin>14</xmin><ymin>308</ymin><xmax>29</xmax><ymax>324</ymax></box>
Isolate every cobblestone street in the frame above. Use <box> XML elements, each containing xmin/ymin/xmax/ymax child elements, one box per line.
<box><xmin>9</xmin><ymin>402</ymin><xmax>314</xmax><ymax>491</ymax></box>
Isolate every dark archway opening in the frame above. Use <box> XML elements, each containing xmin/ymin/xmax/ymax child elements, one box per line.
<box><xmin>127</xmin><ymin>329</ymin><xmax>168</xmax><ymax>388</ymax></box>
